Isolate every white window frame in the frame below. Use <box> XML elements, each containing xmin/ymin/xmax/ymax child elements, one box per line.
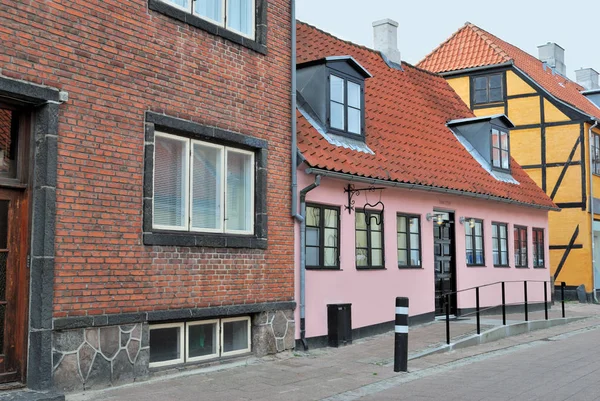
<box><xmin>224</xmin><ymin>147</ymin><xmax>255</xmax><ymax>235</ymax></box>
<box><xmin>153</xmin><ymin>132</ymin><xmax>190</xmax><ymax>232</ymax></box>
<box><xmin>186</xmin><ymin>319</ymin><xmax>220</xmax><ymax>363</ymax></box>
<box><xmin>152</xmin><ymin>132</ymin><xmax>255</xmax><ymax>235</ymax></box>
<box><xmin>160</xmin><ymin>0</ymin><xmax>256</xmax><ymax>40</ymax></box>
<box><xmin>149</xmin><ymin>322</ymin><xmax>185</xmax><ymax>368</ymax></box>
<box><xmin>220</xmin><ymin>316</ymin><xmax>252</xmax><ymax>357</ymax></box>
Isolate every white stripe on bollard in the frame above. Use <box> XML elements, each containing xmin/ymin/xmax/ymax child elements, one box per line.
<box><xmin>395</xmin><ymin>307</ymin><xmax>409</xmax><ymax>315</ymax></box>
<box><xmin>395</xmin><ymin>325</ymin><xmax>408</xmax><ymax>334</ymax></box>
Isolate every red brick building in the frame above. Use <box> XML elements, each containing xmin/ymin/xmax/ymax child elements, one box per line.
<box><xmin>0</xmin><ymin>0</ymin><xmax>293</xmax><ymax>395</ymax></box>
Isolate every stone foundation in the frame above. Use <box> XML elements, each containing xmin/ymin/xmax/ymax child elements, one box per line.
<box><xmin>252</xmin><ymin>309</ymin><xmax>295</xmax><ymax>356</ymax></box>
<box><xmin>52</xmin><ymin>323</ymin><xmax>149</xmax><ymax>392</ymax></box>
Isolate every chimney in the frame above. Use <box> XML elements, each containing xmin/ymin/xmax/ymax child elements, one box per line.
<box><xmin>575</xmin><ymin>68</ymin><xmax>600</xmax><ymax>90</ymax></box>
<box><xmin>372</xmin><ymin>19</ymin><xmax>401</xmax><ymax>65</ymax></box>
<box><xmin>537</xmin><ymin>42</ymin><xmax>566</xmax><ymax>76</ymax></box>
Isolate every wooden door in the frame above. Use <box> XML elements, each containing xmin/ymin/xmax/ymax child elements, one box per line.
<box><xmin>434</xmin><ymin>217</ymin><xmax>456</xmax><ymax>315</ymax></box>
<box><xmin>0</xmin><ymin>188</ymin><xmax>28</xmax><ymax>384</ymax></box>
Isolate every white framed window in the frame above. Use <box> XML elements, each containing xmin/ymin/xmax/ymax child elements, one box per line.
<box><xmin>221</xmin><ymin>316</ymin><xmax>251</xmax><ymax>357</ymax></box>
<box><xmin>153</xmin><ymin>132</ymin><xmax>255</xmax><ymax>235</ymax></box>
<box><xmin>186</xmin><ymin>319</ymin><xmax>219</xmax><ymax>362</ymax></box>
<box><xmin>149</xmin><ymin>322</ymin><xmax>185</xmax><ymax>368</ymax></box>
<box><xmin>150</xmin><ymin>317</ymin><xmax>252</xmax><ymax>368</ymax></box>
<box><xmin>161</xmin><ymin>0</ymin><xmax>255</xmax><ymax>39</ymax></box>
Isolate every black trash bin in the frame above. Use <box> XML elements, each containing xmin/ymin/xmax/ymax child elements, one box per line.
<box><xmin>327</xmin><ymin>303</ymin><xmax>352</xmax><ymax>347</ymax></box>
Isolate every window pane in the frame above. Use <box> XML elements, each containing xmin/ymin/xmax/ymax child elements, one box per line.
<box><xmin>166</xmin><ymin>0</ymin><xmax>190</xmax><ymax>10</ymax></box>
<box><xmin>356</xmin><ymin>231</ymin><xmax>367</xmax><ymax>248</ymax></box>
<box><xmin>489</xmin><ymin>74</ymin><xmax>502</xmax><ymax>88</ymax></box>
<box><xmin>356</xmin><ymin>249</ymin><xmax>368</xmax><ymax>266</ymax></box>
<box><xmin>501</xmin><ymin>151</ymin><xmax>509</xmax><ymax>169</ymax></box>
<box><xmin>154</xmin><ymin>135</ymin><xmax>188</xmax><ymax>229</ymax></box>
<box><xmin>500</xmin><ymin>132</ymin><xmax>509</xmax><ymax>151</ymax></box>
<box><xmin>306</xmin><ymin>247</ymin><xmax>319</xmax><ymax>266</ymax></box>
<box><xmin>324</xmin><ymin>209</ymin><xmax>338</xmax><ymax>228</ymax></box>
<box><xmin>492</xmin><ymin>130</ymin><xmax>499</xmax><ymax>146</ymax></box>
<box><xmin>330</xmin><ymin>75</ymin><xmax>344</xmax><ymax>103</ymax></box>
<box><xmin>150</xmin><ymin>326</ymin><xmax>181</xmax><ymax>363</ymax></box>
<box><xmin>306</xmin><ymin>227</ymin><xmax>319</xmax><ymax>247</ymax></box>
<box><xmin>369</xmin><ymin>213</ymin><xmax>382</xmax><ymax>231</ymax></box>
<box><xmin>324</xmin><ymin>228</ymin><xmax>337</xmax><ymax>248</ymax></box>
<box><xmin>500</xmin><ymin>226</ymin><xmax>507</xmax><ymax>239</ymax></box>
<box><xmin>410</xmin><ymin>234</ymin><xmax>419</xmax><ymax>250</ymax></box>
<box><xmin>474</xmin><ymin>90</ymin><xmax>488</xmax><ymax>104</ymax></box>
<box><xmin>306</xmin><ymin>206</ymin><xmax>320</xmax><ymax>227</ymax></box>
<box><xmin>475</xmin><ymin>236</ymin><xmax>483</xmax><ymax>252</ymax></box>
<box><xmin>371</xmin><ymin>231</ymin><xmax>382</xmax><ymax>248</ymax></box>
<box><xmin>324</xmin><ymin>247</ymin><xmax>337</xmax><ymax>266</ymax></box>
<box><xmin>475</xmin><ymin>251</ymin><xmax>484</xmax><ymax>264</ymax></box>
<box><xmin>410</xmin><ymin>250</ymin><xmax>420</xmax><ymax>266</ymax></box>
<box><xmin>492</xmin><ymin>236</ymin><xmax>498</xmax><ymax>251</ymax></box>
<box><xmin>409</xmin><ymin>218</ymin><xmax>419</xmax><ymax>233</ymax></box>
<box><xmin>398</xmin><ymin>216</ymin><xmax>407</xmax><ymax>233</ymax></box>
<box><xmin>465</xmin><ymin>224</ymin><xmax>472</xmax><ymax>235</ymax></box>
<box><xmin>474</xmin><ymin>77</ymin><xmax>487</xmax><ymax>90</ymax></box>
<box><xmin>398</xmin><ymin>250</ymin><xmax>407</xmax><ymax>266</ymax></box>
<box><xmin>398</xmin><ymin>233</ymin><xmax>407</xmax><ymax>249</ymax></box>
<box><xmin>493</xmin><ymin>251</ymin><xmax>499</xmax><ymax>265</ymax></box>
<box><xmin>371</xmin><ymin>249</ymin><xmax>383</xmax><ymax>266</ymax></box>
<box><xmin>0</xmin><ymin>108</ymin><xmax>18</xmax><ymax>179</ymax></box>
<box><xmin>474</xmin><ymin>222</ymin><xmax>482</xmax><ymax>236</ymax></box>
<box><xmin>330</xmin><ymin>102</ymin><xmax>345</xmax><ymax>130</ymax></box>
<box><xmin>226</xmin><ymin>0</ymin><xmax>253</xmax><ymax>36</ymax></box>
<box><xmin>500</xmin><ymin>237</ymin><xmax>507</xmax><ymax>251</ymax></box>
<box><xmin>222</xmin><ymin>319</ymin><xmax>249</xmax><ymax>353</ymax></box>
<box><xmin>191</xmin><ymin>143</ymin><xmax>222</xmax><ymax>231</ymax></box>
<box><xmin>188</xmin><ymin>323</ymin><xmax>217</xmax><ymax>359</ymax></box>
<box><xmin>194</xmin><ymin>0</ymin><xmax>222</xmax><ymax>23</ymax></box>
<box><xmin>347</xmin><ymin>82</ymin><xmax>361</xmax><ymax>108</ymax></box>
<box><xmin>226</xmin><ymin>150</ymin><xmax>253</xmax><ymax>232</ymax></box>
<box><xmin>466</xmin><ymin>250</ymin><xmax>474</xmax><ymax>265</ymax></box>
<box><xmin>489</xmin><ymin>88</ymin><xmax>503</xmax><ymax>101</ymax></box>
<box><xmin>492</xmin><ymin>148</ymin><xmax>501</xmax><ymax>167</ymax></box>
<box><xmin>501</xmin><ymin>252</ymin><xmax>508</xmax><ymax>265</ymax></box>
<box><xmin>356</xmin><ymin>212</ymin><xmax>366</xmax><ymax>229</ymax></box>
<box><xmin>492</xmin><ymin>224</ymin><xmax>498</xmax><ymax>238</ymax></box>
<box><xmin>348</xmin><ymin>108</ymin><xmax>361</xmax><ymax>134</ymax></box>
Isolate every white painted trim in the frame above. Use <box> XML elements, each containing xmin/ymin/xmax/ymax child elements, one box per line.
<box><xmin>395</xmin><ymin>307</ymin><xmax>408</xmax><ymax>315</ymax></box>
<box><xmin>394</xmin><ymin>325</ymin><xmax>408</xmax><ymax>334</ymax></box>
<box><xmin>186</xmin><ymin>319</ymin><xmax>220</xmax><ymax>363</ymax></box>
<box><xmin>220</xmin><ymin>316</ymin><xmax>251</xmax><ymax>357</ymax></box>
<box><xmin>157</xmin><ymin>0</ymin><xmax>192</xmax><ymax>13</ymax></box>
<box><xmin>224</xmin><ymin>148</ymin><xmax>255</xmax><ymax>235</ymax></box>
<box><xmin>149</xmin><ymin>322</ymin><xmax>186</xmax><ymax>368</ymax></box>
<box><xmin>225</xmin><ymin>0</ymin><xmax>256</xmax><ymax>40</ymax></box>
<box><xmin>190</xmin><ymin>140</ymin><xmax>225</xmax><ymax>233</ymax></box>
<box><xmin>192</xmin><ymin>0</ymin><xmax>226</xmax><ymax>28</ymax></box>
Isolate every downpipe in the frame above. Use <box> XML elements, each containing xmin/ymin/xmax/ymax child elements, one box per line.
<box><xmin>290</xmin><ymin>0</ymin><xmax>301</xmax><ymax>222</ymax></box>
<box><xmin>589</xmin><ymin>120</ymin><xmax>599</xmax><ymax>303</ymax></box>
<box><xmin>299</xmin><ymin>175</ymin><xmax>321</xmax><ymax>350</ymax></box>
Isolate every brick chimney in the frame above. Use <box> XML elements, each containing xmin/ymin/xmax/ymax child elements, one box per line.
<box><xmin>372</xmin><ymin>19</ymin><xmax>401</xmax><ymax>65</ymax></box>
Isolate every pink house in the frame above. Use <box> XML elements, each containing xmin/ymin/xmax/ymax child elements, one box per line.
<box><xmin>293</xmin><ymin>20</ymin><xmax>558</xmax><ymax>348</ymax></box>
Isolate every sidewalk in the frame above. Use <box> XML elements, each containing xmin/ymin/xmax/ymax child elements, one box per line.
<box><xmin>68</xmin><ymin>303</ymin><xmax>600</xmax><ymax>401</ymax></box>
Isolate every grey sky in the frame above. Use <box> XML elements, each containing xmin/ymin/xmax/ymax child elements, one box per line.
<box><xmin>296</xmin><ymin>0</ymin><xmax>599</xmax><ymax>81</ymax></box>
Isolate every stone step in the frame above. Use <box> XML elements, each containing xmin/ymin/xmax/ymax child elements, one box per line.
<box><xmin>0</xmin><ymin>390</ymin><xmax>64</xmax><ymax>401</ymax></box>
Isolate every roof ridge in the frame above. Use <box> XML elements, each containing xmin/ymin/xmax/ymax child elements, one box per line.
<box><xmin>467</xmin><ymin>23</ymin><xmax>512</xmax><ymax>63</ymax></box>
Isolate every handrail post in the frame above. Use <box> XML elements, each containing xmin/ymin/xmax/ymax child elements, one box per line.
<box><xmin>501</xmin><ymin>282</ymin><xmax>506</xmax><ymax>326</ymax></box>
<box><xmin>445</xmin><ymin>294</ymin><xmax>450</xmax><ymax>345</ymax></box>
<box><xmin>475</xmin><ymin>286</ymin><xmax>480</xmax><ymax>335</ymax></box>
<box><xmin>524</xmin><ymin>280</ymin><xmax>528</xmax><ymax>322</ymax></box>
<box><xmin>561</xmin><ymin>282</ymin><xmax>566</xmax><ymax>318</ymax></box>
<box><xmin>544</xmin><ymin>281</ymin><xmax>548</xmax><ymax>320</ymax></box>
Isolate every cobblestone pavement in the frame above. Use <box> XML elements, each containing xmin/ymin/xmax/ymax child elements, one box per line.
<box><xmin>67</xmin><ymin>303</ymin><xmax>600</xmax><ymax>401</ymax></box>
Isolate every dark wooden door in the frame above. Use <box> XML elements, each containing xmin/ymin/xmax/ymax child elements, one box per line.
<box><xmin>0</xmin><ymin>189</ymin><xmax>28</xmax><ymax>384</ymax></box>
<box><xmin>434</xmin><ymin>218</ymin><xmax>456</xmax><ymax>315</ymax></box>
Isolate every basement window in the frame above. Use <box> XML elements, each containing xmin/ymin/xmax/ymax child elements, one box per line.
<box><xmin>149</xmin><ymin>316</ymin><xmax>251</xmax><ymax>368</ymax></box>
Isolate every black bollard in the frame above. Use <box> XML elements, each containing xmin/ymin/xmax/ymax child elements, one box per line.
<box><xmin>394</xmin><ymin>297</ymin><xmax>409</xmax><ymax>373</ymax></box>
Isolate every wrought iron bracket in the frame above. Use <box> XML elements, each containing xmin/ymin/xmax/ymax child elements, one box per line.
<box><xmin>344</xmin><ymin>184</ymin><xmax>386</xmax><ymax>214</ymax></box>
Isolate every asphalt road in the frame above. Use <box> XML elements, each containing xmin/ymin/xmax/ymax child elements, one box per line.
<box><xmin>355</xmin><ymin>327</ymin><xmax>600</xmax><ymax>401</ymax></box>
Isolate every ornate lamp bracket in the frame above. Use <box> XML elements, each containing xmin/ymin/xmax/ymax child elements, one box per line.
<box><xmin>344</xmin><ymin>184</ymin><xmax>386</xmax><ymax>214</ymax></box>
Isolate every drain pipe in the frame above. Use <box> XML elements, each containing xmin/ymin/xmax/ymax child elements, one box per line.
<box><xmin>290</xmin><ymin>0</ymin><xmax>301</xmax><ymax>222</ymax></box>
<box><xmin>299</xmin><ymin>175</ymin><xmax>321</xmax><ymax>350</ymax></box>
<box><xmin>589</xmin><ymin>120</ymin><xmax>599</xmax><ymax>303</ymax></box>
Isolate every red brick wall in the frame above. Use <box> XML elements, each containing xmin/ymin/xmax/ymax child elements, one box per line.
<box><xmin>0</xmin><ymin>0</ymin><xmax>293</xmax><ymax>317</ymax></box>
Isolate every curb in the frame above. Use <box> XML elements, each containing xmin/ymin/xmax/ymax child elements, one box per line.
<box><xmin>408</xmin><ymin>316</ymin><xmax>587</xmax><ymax>360</ymax></box>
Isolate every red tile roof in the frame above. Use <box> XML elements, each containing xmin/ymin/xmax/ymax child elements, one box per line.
<box><xmin>418</xmin><ymin>23</ymin><xmax>600</xmax><ymax>120</ymax></box>
<box><xmin>296</xmin><ymin>21</ymin><xmax>557</xmax><ymax>210</ymax></box>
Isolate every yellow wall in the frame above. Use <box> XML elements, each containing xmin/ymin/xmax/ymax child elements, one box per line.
<box><xmin>447</xmin><ymin>69</ymin><xmax>594</xmax><ymax>291</ymax></box>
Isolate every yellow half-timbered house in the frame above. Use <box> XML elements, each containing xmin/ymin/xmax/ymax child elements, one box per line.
<box><xmin>419</xmin><ymin>23</ymin><xmax>600</xmax><ymax>300</ymax></box>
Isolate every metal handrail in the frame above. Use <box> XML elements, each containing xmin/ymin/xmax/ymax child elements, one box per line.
<box><xmin>441</xmin><ymin>280</ymin><xmax>566</xmax><ymax>345</ymax></box>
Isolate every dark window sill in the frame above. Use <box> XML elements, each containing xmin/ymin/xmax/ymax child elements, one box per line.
<box><xmin>515</xmin><ymin>266</ymin><xmax>529</xmax><ymax>269</ymax></box>
<box><xmin>143</xmin><ymin>232</ymin><xmax>267</xmax><ymax>249</ymax></box>
<box><xmin>467</xmin><ymin>264</ymin><xmax>486</xmax><ymax>268</ymax></box>
<box><xmin>398</xmin><ymin>265</ymin><xmax>423</xmax><ymax>270</ymax></box>
<box><xmin>494</xmin><ymin>265</ymin><xmax>511</xmax><ymax>268</ymax></box>
<box><xmin>533</xmin><ymin>266</ymin><xmax>547</xmax><ymax>269</ymax></box>
<box><xmin>327</xmin><ymin>128</ymin><xmax>365</xmax><ymax>142</ymax></box>
<box><xmin>472</xmin><ymin>100</ymin><xmax>505</xmax><ymax>108</ymax></box>
<box><xmin>305</xmin><ymin>267</ymin><xmax>342</xmax><ymax>271</ymax></box>
<box><xmin>356</xmin><ymin>266</ymin><xmax>386</xmax><ymax>271</ymax></box>
<box><xmin>148</xmin><ymin>0</ymin><xmax>267</xmax><ymax>54</ymax></box>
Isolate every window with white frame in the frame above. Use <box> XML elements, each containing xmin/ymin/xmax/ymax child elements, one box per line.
<box><xmin>161</xmin><ymin>0</ymin><xmax>255</xmax><ymax>38</ymax></box>
<box><xmin>150</xmin><ymin>317</ymin><xmax>251</xmax><ymax>368</ymax></box>
<box><xmin>329</xmin><ymin>74</ymin><xmax>363</xmax><ymax>135</ymax></box>
<box><xmin>153</xmin><ymin>132</ymin><xmax>255</xmax><ymax>235</ymax></box>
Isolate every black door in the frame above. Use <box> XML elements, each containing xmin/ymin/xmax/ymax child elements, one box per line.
<box><xmin>434</xmin><ymin>214</ymin><xmax>456</xmax><ymax>315</ymax></box>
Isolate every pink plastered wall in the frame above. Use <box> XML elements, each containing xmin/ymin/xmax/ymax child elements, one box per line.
<box><xmin>295</xmin><ymin>169</ymin><xmax>551</xmax><ymax>339</ymax></box>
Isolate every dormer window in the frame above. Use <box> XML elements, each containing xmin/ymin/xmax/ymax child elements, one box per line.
<box><xmin>491</xmin><ymin>127</ymin><xmax>510</xmax><ymax>171</ymax></box>
<box><xmin>329</xmin><ymin>74</ymin><xmax>363</xmax><ymax>135</ymax></box>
